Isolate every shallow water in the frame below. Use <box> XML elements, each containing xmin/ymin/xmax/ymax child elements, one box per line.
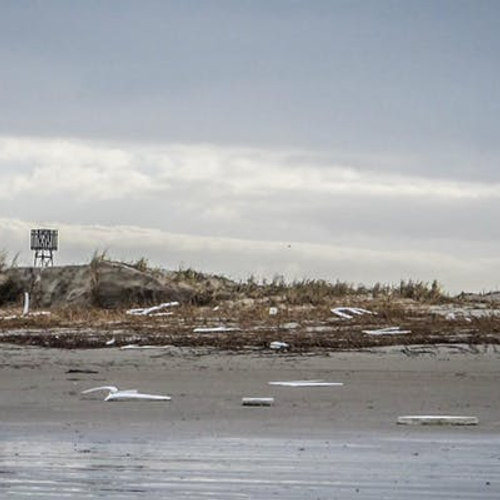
<box><xmin>0</xmin><ymin>432</ymin><xmax>498</xmax><ymax>499</ymax></box>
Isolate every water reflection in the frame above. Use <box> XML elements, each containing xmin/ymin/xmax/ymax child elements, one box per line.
<box><xmin>0</xmin><ymin>435</ymin><xmax>498</xmax><ymax>499</ymax></box>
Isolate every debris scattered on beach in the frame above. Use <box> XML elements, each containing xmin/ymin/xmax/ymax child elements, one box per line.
<box><xmin>331</xmin><ymin>307</ymin><xmax>374</xmax><ymax>320</ymax></box>
<box><xmin>242</xmin><ymin>397</ymin><xmax>274</xmax><ymax>407</ymax></box>
<box><xmin>193</xmin><ymin>326</ymin><xmax>240</xmax><ymax>333</ymax></box>
<box><xmin>268</xmin><ymin>380</ymin><xmax>344</xmax><ymax>387</ymax></box>
<box><xmin>1</xmin><ymin>311</ymin><xmax>51</xmax><ymax>320</ymax></box>
<box><xmin>397</xmin><ymin>415</ymin><xmax>479</xmax><ymax>426</ymax></box>
<box><xmin>269</xmin><ymin>307</ymin><xmax>278</xmax><ymax>316</ymax></box>
<box><xmin>126</xmin><ymin>302</ymin><xmax>180</xmax><ymax>316</ymax></box>
<box><xmin>81</xmin><ymin>385</ymin><xmax>171</xmax><ymax>402</ymax></box>
<box><xmin>445</xmin><ymin>312</ymin><xmax>473</xmax><ymax>322</ymax></box>
<box><xmin>105</xmin><ymin>338</ymin><xmax>116</xmax><ymax>346</ymax></box>
<box><xmin>270</xmin><ymin>341</ymin><xmax>289</xmax><ymax>350</ymax></box>
<box><xmin>362</xmin><ymin>326</ymin><xmax>411</xmax><ymax>336</ymax></box>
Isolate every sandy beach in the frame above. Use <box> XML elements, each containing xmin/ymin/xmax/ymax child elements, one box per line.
<box><xmin>1</xmin><ymin>343</ymin><xmax>499</xmax><ymax>436</ymax></box>
<box><xmin>1</xmin><ymin>343</ymin><xmax>499</xmax><ymax>498</ymax></box>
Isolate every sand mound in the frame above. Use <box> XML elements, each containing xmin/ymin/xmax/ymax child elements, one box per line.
<box><xmin>1</xmin><ymin>261</ymin><xmax>193</xmax><ymax>308</ymax></box>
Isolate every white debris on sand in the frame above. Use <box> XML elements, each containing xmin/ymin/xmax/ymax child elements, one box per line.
<box><xmin>331</xmin><ymin>307</ymin><xmax>374</xmax><ymax>320</ymax></box>
<box><xmin>193</xmin><ymin>326</ymin><xmax>240</xmax><ymax>333</ymax></box>
<box><xmin>269</xmin><ymin>307</ymin><xmax>278</xmax><ymax>316</ymax></box>
<box><xmin>126</xmin><ymin>302</ymin><xmax>180</xmax><ymax>316</ymax></box>
<box><xmin>81</xmin><ymin>385</ymin><xmax>171</xmax><ymax>402</ymax></box>
<box><xmin>429</xmin><ymin>304</ymin><xmax>500</xmax><ymax>320</ymax></box>
<box><xmin>280</xmin><ymin>322</ymin><xmax>300</xmax><ymax>330</ymax></box>
<box><xmin>269</xmin><ymin>341</ymin><xmax>289</xmax><ymax>350</ymax></box>
<box><xmin>362</xmin><ymin>326</ymin><xmax>411</xmax><ymax>336</ymax></box>
<box><xmin>269</xmin><ymin>380</ymin><xmax>344</xmax><ymax>387</ymax></box>
<box><xmin>397</xmin><ymin>415</ymin><xmax>479</xmax><ymax>426</ymax></box>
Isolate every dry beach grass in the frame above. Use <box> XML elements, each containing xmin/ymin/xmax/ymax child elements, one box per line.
<box><xmin>1</xmin><ymin>259</ymin><xmax>499</xmax><ymax>350</ymax></box>
<box><xmin>1</xmin><ymin>283</ymin><xmax>499</xmax><ymax>350</ymax></box>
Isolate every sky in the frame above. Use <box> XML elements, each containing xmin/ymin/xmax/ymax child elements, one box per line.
<box><xmin>1</xmin><ymin>0</ymin><xmax>499</xmax><ymax>293</ymax></box>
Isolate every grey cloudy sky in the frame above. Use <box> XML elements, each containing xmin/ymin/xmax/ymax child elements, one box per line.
<box><xmin>1</xmin><ymin>0</ymin><xmax>499</xmax><ymax>292</ymax></box>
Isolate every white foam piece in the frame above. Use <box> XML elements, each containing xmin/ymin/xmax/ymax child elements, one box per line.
<box><xmin>331</xmin><ymin>308</ymin><xmax>354</xmax><ymax>319</ymax></box>
<box><xmin>269</xmin><ymin>380</ymin><xmax>343</xmax><ymax>387</ymax></box>
<box><xmin>397</xmin><ymin>415</ymin><xmax>479</xmax><ymax>426</ymax></box>
<box><xmin>270</xmin><ymin>341</ymin><xmax>289</xmax><ymax>350</ymax></box>
<box><xmin>126</xmin><ymin>301</ymin><xmax>180</xmax><ymax>316</ymax></box>
<box><xmin>106</xmin><ymin>392</ymin><xmax>171</xmax><ymax>402</ymax></box>
<box><xmin>193</xmin><ymin>326</ymin><xmax>240</xmax><ymax>333</ymax></box>
<box><xmin>350</xmin><ymin>307</ymin><xmax>374</xmax><ymax>315</ymax></box>
<box><xmin>363</xmin><ymin>327</ymin><xmax>411</xmax><ymax>335</ymax></box>
<box><xmin>81</xmin><ymin>385</ymin><xmax>171</xmax><ymax>402</ymax></box>
<box><xmin>242</xmin><ymin>397</ymin><xmax>274</xmax><ymax>407</ymax></box>
<box><xmin>331</xmin><ymin>307</ymin><xmax>374</xmax><ymax>320</ymax></box>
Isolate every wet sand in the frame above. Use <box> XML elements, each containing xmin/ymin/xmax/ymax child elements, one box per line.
<box><xmin>0</xmin><ymin>344</ymin><xmax>499</xmax><ymax>498</ymax></box>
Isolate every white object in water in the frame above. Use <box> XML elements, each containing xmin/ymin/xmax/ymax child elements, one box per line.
<box><xmin>126</xmin><ymin>302</ymin><xmax>180</xmax><ymax>316</ymax></box>
<box><xmin>22</xmin><ymin>292</ymin><xmax>30</xmax><ymax>316</ymax></box>
<box><xmin>331</xmin><ymin>307</ymin><xmax>374</xmax><ymax>320</ymax></box>
<box><xmin>397</xmin><ymin>415</ymin><xmax>479</xmax><ymax>426</ymax></box>
<box><xmin>81</xmin><ymin>386</ymin><xmax>171</xmax><ymax>402</ymax></box>
<box><xmin>242</xmin><ymin>397</ymin><xmax>274</xmax><ymax>407</ymax></box>
<box><xmin>270</xmin><ymin>341</ymin><xmax>289</xmax><ymax>350</ymax></box>
<box><xmin>362</xmin><ymin>326</ymin><xmax>411</xmax><ymax>335</ymax></box>
<box><xmin>269</xmin><ymin>380</ymin><xmax>344</xmax><ymax>387</ymax></box>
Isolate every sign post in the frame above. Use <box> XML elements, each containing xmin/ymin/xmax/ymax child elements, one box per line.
<box><xmin>31</xmin><ymin>229</ymin><xmax>58</xmax><ymax>267</ymax></box>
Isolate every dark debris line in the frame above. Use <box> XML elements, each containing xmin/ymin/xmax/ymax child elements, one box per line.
<box><xmin>0</xmin><ymin>314</ymin><xmax>498</xmax><ymax>350</ymax></box>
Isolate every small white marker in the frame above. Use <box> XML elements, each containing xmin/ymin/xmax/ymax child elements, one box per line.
<box><xmin>22</xmin><ymin>292</ymin><xmax>30</xmax><ymax>316</ymax></box>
